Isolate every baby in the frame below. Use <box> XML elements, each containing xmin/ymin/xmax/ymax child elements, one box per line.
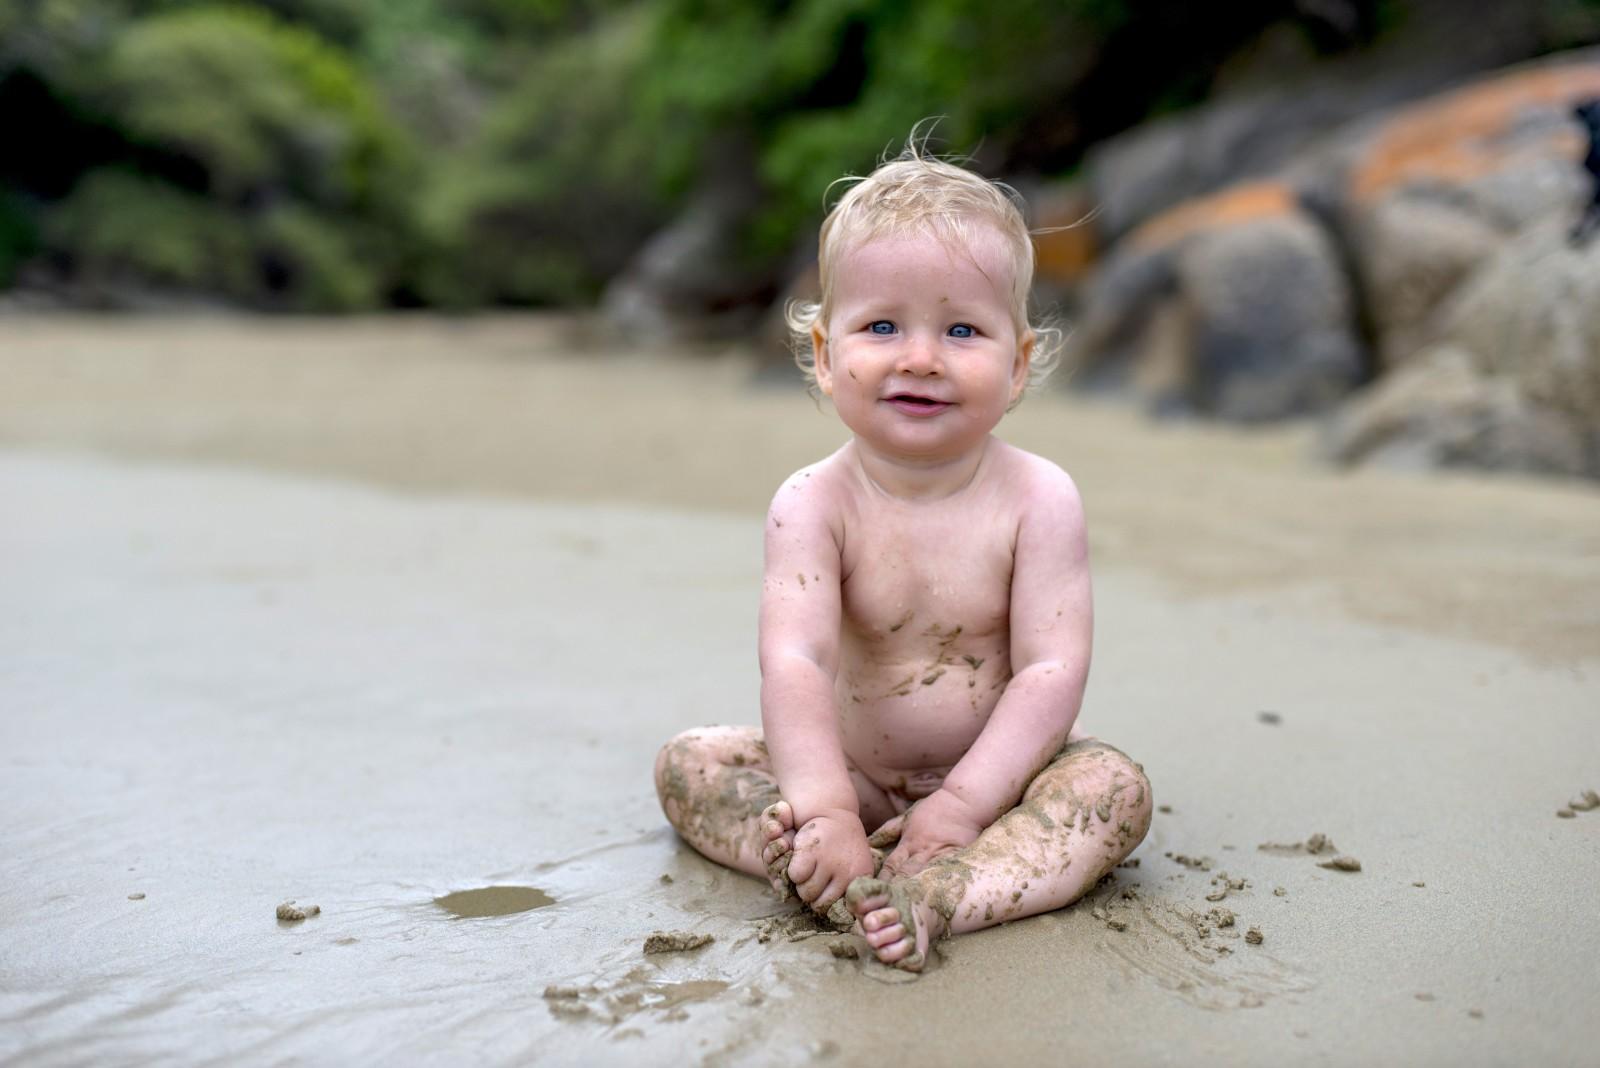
<box><xmin>654</xmin><ymin>145</ymin><xmax>1151</xmax><ymax>972</ymax></box>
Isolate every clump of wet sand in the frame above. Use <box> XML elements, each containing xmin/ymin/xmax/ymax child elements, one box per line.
<box><xmin>1558</xmin><ymin>789</ymin><xmax>1599</xmax><ymax>817</ymax></box>
<box><xmin>276</xmin><ymin>901</ymin><xmax>320</xmax><ymax>922</ymax></box>
<box><xmin>753</xmin><ymin>905</ymin><xmax>855</xmax><ymax>945</ymax></box>
<box><xmin>642</xmin><ymin>930</ymin><xmax>713</xmax><ymax>954</ymax></box>
<box><xmin>1256</xmin><ymin>832</ymin><xmax>1361</xmax><ymax>871</ymax></box>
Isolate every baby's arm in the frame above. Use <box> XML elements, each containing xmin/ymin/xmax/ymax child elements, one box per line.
<box><xmin>883</xmin><ymin>465</ymin><xmax>1093</xmax><ymax>875</ymax></box>
<box><xmin>758</xmin><ymin>479</ymin><xmax>874</xmax><ymax>908</ymax></box>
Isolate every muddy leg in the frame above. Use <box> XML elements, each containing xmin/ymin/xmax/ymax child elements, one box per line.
<box><xmin>654</xmin><ymin>726</ymin><xmax>786</xmax><ymax>883</ymax></box>
<box><xmin>848</xmin><ymin>739</ymin><xmax>1152</xmax><ymax>972</ymax></box>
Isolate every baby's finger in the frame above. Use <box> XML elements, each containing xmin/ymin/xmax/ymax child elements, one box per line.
<box><xmin>878</xmin><ymin>844</ymin><xmax>909</xmax><ymax>881</ymax></box>
<box><xmin>794</xmin><ymin>864</ymin><xmax>833</xmax><ymax>905</ymax></box>
<box><xmin>811</xmin><ymin>876</ymin><xmax>845</xmax><ymax>912</ymax></box>
<box><xmin>866</xmin><ymin>814</ymin><xmax>906</xmax><ymax>850</ymax></box>
<box><xmin>786</xmin><ymin>849</ymin><xmax>818</xmax><ymax>890</ymax></box>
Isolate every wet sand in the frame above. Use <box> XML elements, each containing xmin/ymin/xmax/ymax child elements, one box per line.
<box><xmin>2</xmin><ymin>315</ymin><xmax>1597</xmax><ymax>1064</ymax></box>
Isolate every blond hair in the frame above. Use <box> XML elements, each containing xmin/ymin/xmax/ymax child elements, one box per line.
<box><xmin>785</xmin><ymin>139</ymin><xmax>1063</xmax><ymax>402</ymax></box>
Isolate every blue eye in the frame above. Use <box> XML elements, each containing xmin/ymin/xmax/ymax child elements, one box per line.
<box><xmin>948</xmin><ymin>324</ymin><xmax>975</xmax><ymax>339</ymax></box>
<box><xmin>869</xmin><ymin>321</ymin><xmax>896</xmax><ymax>335</ymax></box>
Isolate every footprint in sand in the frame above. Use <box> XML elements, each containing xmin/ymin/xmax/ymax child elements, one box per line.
<box><xmin>1078</xmin><ymin>877</ymin><xmax>1314</xmax><ymax>1011</ymax></box>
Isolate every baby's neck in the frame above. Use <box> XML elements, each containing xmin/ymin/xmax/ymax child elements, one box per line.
<box><xmin>850</xmin><ymin>436</ymin><xmax>994</xmax><ymax>501</ymax></box>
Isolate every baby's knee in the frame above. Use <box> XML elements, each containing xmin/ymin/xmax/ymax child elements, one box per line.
<box><xmin>1111</xmin><ymin>755</ymin><xmax>1154</xmax><ymax>840</ymax></box>
<box><xmin>654</xmin><ymin>729</ymin><xmax>706</xmax><ymax>811</ymax></box>
<box><xmin>1048</xmin><ymin>741</ymin><xmax>1153</xmax><ymax>836</ymax></box>
<box><xmin>653</xmin><ymin>725</ymin><xmax>766</xmax><ymax>814</ymax></box>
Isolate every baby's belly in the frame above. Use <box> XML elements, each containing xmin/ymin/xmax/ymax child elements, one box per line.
<box><xmin>836</xmin><ymin>655</ymin><xmax>1008</xmax><ymax>796</ymax></box>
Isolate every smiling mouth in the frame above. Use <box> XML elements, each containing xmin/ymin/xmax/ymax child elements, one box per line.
<box><xmin>885</xmin><ymin>393</ymin><xmax>949</xmax><ymax>407</ymax></box>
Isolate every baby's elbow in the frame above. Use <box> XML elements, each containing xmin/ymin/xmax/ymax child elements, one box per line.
<box><xmin>759</xmin><ymin>644</ymin><xmax>836</xmax><ymax>685</ymax></box>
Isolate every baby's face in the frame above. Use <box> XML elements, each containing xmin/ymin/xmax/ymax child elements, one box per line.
<box><xmin>815</xmin><ymin>227</ymin><xmax>1032</xmax><ymax>463</ymax></box>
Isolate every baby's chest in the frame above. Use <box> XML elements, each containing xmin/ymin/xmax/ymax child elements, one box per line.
<box><xmin>839</xmin><ymin>521</ymin><xmax>1015</xmax><ymax>638</ymax></box>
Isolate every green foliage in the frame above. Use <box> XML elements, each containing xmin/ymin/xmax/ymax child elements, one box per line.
<box><xmin>636</xmin><ymin>0</ymin><xmax>1110</xmax><ymax>257</ymax></box>
<box><xmin>13</xmin><ymin>0</ymin><xmax>1590</xmax><ymax>313</ymax></box>
<box><xmin>414</xmin><ymin>8</ymin><xmax>673</xmax><ymax>305</ymax></box>
<box><xmin>49</xmin><ymin>168</ymin><xmax>257</xmax><ymax>293</ymax></box>
<box><xmin>0</xmin><ymin>189</ymin><xmax>40</xmax><ymax>287</ymax></box>
<box><xmin>49</xmin><ymin>166</ymin><xmax>387</xmax><ymax>308</ymax></box>
<box><xmin>97</xmin><ymin>5</ymin><xmax>403</xmax><ymax>205</ymax></box>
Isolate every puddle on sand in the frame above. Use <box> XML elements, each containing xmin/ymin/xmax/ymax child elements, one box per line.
<box><xmin>434</xmin><ymin>886</ymin><xmax>556</xmax><ymax>918</ymax></box>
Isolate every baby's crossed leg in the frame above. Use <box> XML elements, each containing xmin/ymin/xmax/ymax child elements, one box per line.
<box><xmin>848</xmin><ymin>739</ymin><xmax>1152</xmax><ymax>971</ymax></box>
<box><xmin>655</xmin><ymin>729</ymin><xmax>1152</xmax><ymax>970</ymax></box>
<box><xmin>654</xmin><ymin>726</ymin><xmax>895</xmax><ymax>907</ymax></box>
<box><xmin>654</xmin><ymin>726</ymin><xmax>790</xmax><ymax>891</ymax></box>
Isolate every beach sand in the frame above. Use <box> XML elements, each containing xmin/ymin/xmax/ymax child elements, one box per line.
<box><xmin>1</xmin><ymin>314</ymin><xmax>1597</xmax><ymax>1065</ymax></box>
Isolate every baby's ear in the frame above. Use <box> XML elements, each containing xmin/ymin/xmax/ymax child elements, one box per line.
<box><xmin>812</xmin><ymin>324</ymin><xmax>833</xmax><ymax>396</ymax></box>
<box><xmin>1010</xmin><ymin>329</ymin><xmax>1035</xmax><ymax>402</ymax></box>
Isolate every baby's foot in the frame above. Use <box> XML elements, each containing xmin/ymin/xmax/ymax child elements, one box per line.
<box><xmin>760</xmin><ymin>800</ymin><xmax>797</xmax><ymax>900</ymax></box>
<box><xmin>845</xmin><ymin>876</ymin><xmax>943</xmax><ymax>973</ymax></box>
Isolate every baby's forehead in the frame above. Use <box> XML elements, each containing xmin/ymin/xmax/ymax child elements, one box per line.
<box><xmin>837</xmin><ymin>221</ymin><xmax>1019</xmax><ymax>280</ymax></box>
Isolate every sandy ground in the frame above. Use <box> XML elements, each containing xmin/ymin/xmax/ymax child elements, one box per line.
<box><xmin>1</xmin><ymin>314</ymin><xmax>1597</xmax><ymax>1066</ymax></box>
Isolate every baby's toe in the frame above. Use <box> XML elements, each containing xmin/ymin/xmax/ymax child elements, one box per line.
<box><xmin>874</xmin><ymin>933</ymin><xmax>919</xmax><ymax>965</ymax></box>
<box><xmin>760</xmin><ymin>800</ymin><xmax>795</xmax><ymax>833</ymax></box>
<box><xmin>864</xmin><ymin>921</ymin><xmax>906</xmax><ymax>950</ymax></box>
<box><xmin>845</xmin><ymin>877</ymin><xmax>893</xmax><ymax>920</ymax></box>
<box><xmin>860</xmin><ymin>906</ymin><xmax>899</xmax><ymax>933</ymax></box>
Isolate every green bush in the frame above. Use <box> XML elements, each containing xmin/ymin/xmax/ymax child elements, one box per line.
<box><xmin>414</xmin><ymin>9</ymin><xmax>672</xmax><ymax>305</ymax></box>
<box><xmin>0</xmin><ymin>188</ymin><xmax>40</xmax><ymax>287</ymax></box>
<box><xmin>48</xmin><ymin>167</ymin><xmax>257</xmax><ymax>294</ymax></box>
<box><xmin>97</xmin><ymin>5</ymin><xmax>404</xmax><ymax>206</ymax></box>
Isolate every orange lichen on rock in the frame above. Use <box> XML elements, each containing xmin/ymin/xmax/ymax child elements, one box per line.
<box><xmin>1032</xmin><ymin>186</ymin><xmax>1101</xmax><ymax>285</ymax></box>
<box><xmin>1350</xmin><ymin>62</ymin><xmax>1600</xmax><ymax>203</ymax></box>
<box><xmin>1125</xmin><ymin>181</ymin><xmax>1299</xmax><ymax>252</ymax></box>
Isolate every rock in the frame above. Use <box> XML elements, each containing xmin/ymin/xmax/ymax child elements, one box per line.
<box><xmin>1321</xmin><ymin>345</ymin><xmax>1597</xmax><ymax>477</ymax></box>
<box><xmin>1436</xmin><ymin>221</ymin><xmax>1600</xmax><ymax>428</ymax></box>
<box><xmin>1083</xmin><ymin>6</ymin><xmax>1576</xmax><ymax>242</ymax></box>
<box><xmin>1317</xmin><ymin>855</ymin><xmax>1362</xmax><ymax>872</ymax></box>
<box><xmin>1072</xmin><ymin>185</ymin><xmax>1364</xmax><ymax>420</ymax></box>
<box><xmin>1350</xmin><ymin>196</ymin><xmax>1503</xmax><ymax>370</ymax></box>
<box><xmin>1027</xmin><ymin>179</ymin><xmax>1100</xmax><ymax>298</ymax></box>
<box><xmin>1172</xmin><ymin>212</ymin><xmax>1364</xmax><ymax>420</ymax></box>
<box><xmin>1340</xmin><ymin>55</ymin><xmax>1600</xmax><ymax>369</ymax></box>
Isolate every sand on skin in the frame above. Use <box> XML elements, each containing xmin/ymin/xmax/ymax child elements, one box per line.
<box><xmin>0</xmin><ymin>315</ymin><xmax>1597</xmax><ymax>1065</ymax></box>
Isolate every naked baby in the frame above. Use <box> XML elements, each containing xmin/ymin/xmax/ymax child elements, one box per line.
<box><xmin>655</xmin><ymin>146</ymin><xmax>1152</xmax><ymax>972</ymax></box>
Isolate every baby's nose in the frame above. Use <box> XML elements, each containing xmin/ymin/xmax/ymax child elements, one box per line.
<box><xmin>896</xmin><ymin>335</ymin><xmax>943</xmax><ymax>374</ymax></box>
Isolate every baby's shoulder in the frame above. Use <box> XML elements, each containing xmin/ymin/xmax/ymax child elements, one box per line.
<box><xmin>766</xmin><ymin>448</ymin><xmax>853</xmax><ymax>528</ymax></box>
<box><xmin>990</xmin><ymin>440</ymin><xmax>1084</xmax><ymax>512</ymax></box>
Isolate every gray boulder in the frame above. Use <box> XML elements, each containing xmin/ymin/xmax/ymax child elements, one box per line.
<box><xmin>1320</xmin><ymin>345</ymin><xmax>1596</xmax><ymax>476</ymax></box>
<box><xmin>1071</xmin><ymin>207</ymin><xmax>1364</xmax><ymax>421</ymax></box>
<box><xmin>1173</xmin><ymin>212</ymin><xmax>1365</xmax><ymax>420</ymax></box>
<box><xmin>1437</xmin><ymin>219</ymin><xmax>1600</xmax><ymax>427</ymax></box>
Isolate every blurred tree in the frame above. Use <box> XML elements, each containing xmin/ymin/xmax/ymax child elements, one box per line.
<box><xmin>3</xmin><ymin>0</ymin><xmax>1596</xmax><ymax>311</ymax></box>
<box><xmin>42</xmin><ymin>4</ymin><xmax>415</xmax><ymax>307</ymax></box>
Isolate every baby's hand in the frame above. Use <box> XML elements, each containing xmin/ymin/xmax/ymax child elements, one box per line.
<box><xmin>785</xmin><ymin>809</ymin><xmax>875</xmax><ymax>911</ymax></box>
<box><xmin>879</xmin><ymin>789</ymin><xmax>986</xmax><ymax>880</ymax></box>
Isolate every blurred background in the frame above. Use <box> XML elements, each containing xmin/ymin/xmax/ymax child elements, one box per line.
<box><xmin>3</xmin><ymin>0</ymin><xmax>1599</xmax><ymax>477</ymax></box>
